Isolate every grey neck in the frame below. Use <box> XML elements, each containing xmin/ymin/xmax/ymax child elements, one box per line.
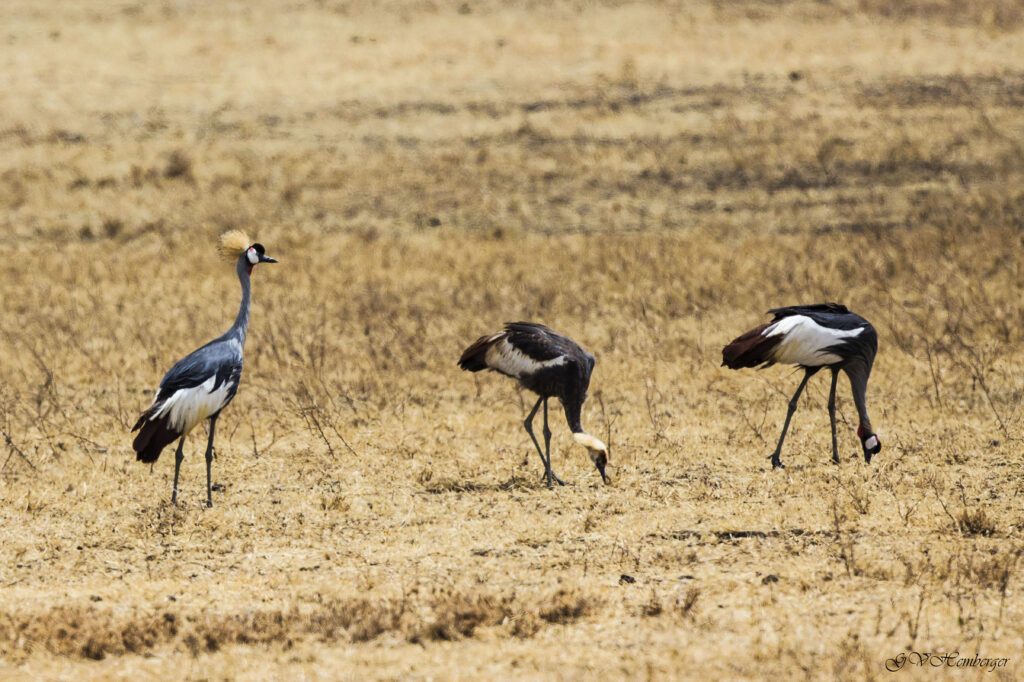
<box><xmin>229</xmin><ymin>255</ymin><xmax>252</xmax><ymax>343</ymax></box>
<box><xmin>845</xmin><ymin>363</ymin><xmax>872</xmax><ymax>432</ymax></box>
<box><xmin>564</xmin><ymin>398</ymin><xmax>584</xmax><ymax>434</ymax></box>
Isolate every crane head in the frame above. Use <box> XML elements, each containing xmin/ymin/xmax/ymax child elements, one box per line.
<box><xmin>857</xmin><ymin>424</ymin><xmax>881</xmax><ymax>463</ymax></box>
<box><xmin>573</xmin><ymin>432</ymin><xmax>610</xmax><ymax>484</ymax></box>
<box><xmin>219</xmin><ymin>231</ymin><xmax>278</xmax><ymax>269</ymax></box>
<box><xmin>245</xmin><ymin>243</ymin><xmax>277</xmax><ymax>266</ymax></box>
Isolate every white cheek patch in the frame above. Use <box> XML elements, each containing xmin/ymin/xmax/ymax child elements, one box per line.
<box><xmin>864</xmin><ymin>435</ymin><xmax>879</xmax><ymax>450</ymax></box>
<box><xmin>246</xmin><ymin>247</ymin><xmax>259</xmax><ymax>265</ymax></box>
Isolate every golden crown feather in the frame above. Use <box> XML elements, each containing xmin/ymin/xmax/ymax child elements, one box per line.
<box><xmin>217</xmin><ymin>230</ymin><xmax>251</xmax><ymax>261</ymax></box>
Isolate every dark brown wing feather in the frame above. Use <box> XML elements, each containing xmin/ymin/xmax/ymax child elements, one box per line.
<box><xmin>767</xmin><ymin>302</ymin><xmax>849</xmax><ymax>318</ymax></box>
<box><xmin>503</xmin><ymin>321</ymin><xmax>572</xmax><ymax>362</ymax></box>
<box><xmin>458</xmin><ymin>332</ymin><xmax>503</xmax><ymax>372</ymax></box>
<box><xmin>721</xmin><ymin>323</ymin><xmax>781</xmax><ymax>369</ymax></box>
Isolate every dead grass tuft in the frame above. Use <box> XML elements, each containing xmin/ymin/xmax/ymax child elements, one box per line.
<box><xmin>534</xmin><ymin>588</ymin><xmax>600</xmax><ymax>625</ymax></box>
<box><xmin>163</xmin><ymin>150</ymin><xmax>194</xmax><ymax>182</ymax></box>
<box><xmin>857</xmin><ymin>0</ymin><xmax>1024</xmax><ymax>30</ymax></box>
<box><xmin>412</xmin><ymin>590</ymin><xmax>509</xmax><ymax>642</ymax></box>
<box><xmin>0</xmin><ymin>588</ymin><xmax>607</xmax><ymax>660</ymax></box>
<box><xmin>957</xmin><ymin>507</ymin><xmax>998</xmax><ymax>537</ymax></box>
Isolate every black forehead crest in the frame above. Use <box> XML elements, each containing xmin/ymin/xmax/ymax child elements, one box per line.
<box><xmin>251</xmin><ymin>243</ymin><xmax>266</xmax><ymax>255</ymax></box>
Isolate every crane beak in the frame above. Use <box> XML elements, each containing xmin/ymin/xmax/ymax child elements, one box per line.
<box><xmin>592</xmin><ymin>450</ymin><xmax>609</xmax><ymax>485</ymax></box>
<box><xmin>259</xmin><ymin>255</ymin><xmax>278</xmax><ymax>263</ymax></box>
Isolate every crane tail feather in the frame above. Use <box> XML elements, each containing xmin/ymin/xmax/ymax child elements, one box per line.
<box><xmin>132</xmin><ymin>409</ymin><xmax>182</xmax><ymax>464</ymax></box>
<box><xmin>722</xmin><ymin>323</ymin><xmax>780</xmax><ymax>369</ymax></box>
<box><xmin>458</xmin><ymin>332</ymin><xmax>503</xmax><ymax>372</ymax></box>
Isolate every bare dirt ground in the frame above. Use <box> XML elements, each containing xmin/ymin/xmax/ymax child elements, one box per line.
<box><xmin>2</xmin><ymin>1</ymin><xmax>1024</xmax><ymax>679</ymax></box>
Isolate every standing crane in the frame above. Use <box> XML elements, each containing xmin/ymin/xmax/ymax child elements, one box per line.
<box><xmin>459</xmin><ymin>322</ymin><xmax>609</xmax><ymax>487</ymax></box>
<box><xmin>721</xmin><ymin>303</ymin><xmax>881</xmax><ymax>468</ymax></box>
<box><xmin>131</xmin><ymin>231</ymin><xmax>277</xmax><ymax>506</ymax></box>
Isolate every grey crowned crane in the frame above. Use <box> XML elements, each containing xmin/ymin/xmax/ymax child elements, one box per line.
<box><xmin>132</xmin><ymin>231</ymin><xmax>277</xmax><ymax>506</ymax></box>
<box><xmin>459</xmin><ymin>322</ymin><xmax>609</xmax><ymax>488</ymax></box>
<box><xmin>722</xmin><ymin>303</ymin><xmax>881</xmax><ymax>469</ymax></box>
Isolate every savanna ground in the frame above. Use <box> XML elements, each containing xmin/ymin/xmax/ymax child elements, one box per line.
<box><xmin>2</xmin><ymin>0</ymin><xmax>1024</xmax><ymax>679</ymax></box>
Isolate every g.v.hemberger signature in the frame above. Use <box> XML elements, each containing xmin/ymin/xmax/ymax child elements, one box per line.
<box><xmin>886</xmin><ymin>651</ymin><xmax>1011</xmax><ymax>673</ymax></box>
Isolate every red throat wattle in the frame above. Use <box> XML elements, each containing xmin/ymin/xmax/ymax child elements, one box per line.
<box><xmin>856</xmin><ymin>424</ymin><xmax>865</xmax><ymax>439</ymax></box>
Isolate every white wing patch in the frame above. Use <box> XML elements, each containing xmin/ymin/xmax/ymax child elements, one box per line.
<box><xmin>150</xmin><ymin>375</ymin><xmax>235</xmax><ymax>433</ymax></box>
<box><xmin>485</xmin><ymin>337</ymin><xmax>567</xmax><ymax>378</ymax></box>
<box><xmin>764</xmin><ymin>315</ymin><xmax>864</xmax><ymax>366</ymax></box>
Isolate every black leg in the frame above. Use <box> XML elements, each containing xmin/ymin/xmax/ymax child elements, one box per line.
<box><xmin>204</xmin><ymin>416</ymin><xmax>217</xmax><ymax>508</ymax></box>
<box><xmin>523</xmin><ymin>396</ymin><xmax>548</xmax><ymax>477</ymax></box>
<box><xmin>770</xmin><ymin>370</ymin><xmax>815</xmax><ymax>469</ymax></box>
<box><xmin>828</xmin><ymin>369</ymin><xmax>839</xmax><ymax>464</ymax></box>
<box><xmin>541</xmin><ymin>398</ymin><xmax>565</xmax><ymax>487</ymax></box>
<box><xmin>171</xmin><ymin>436</ymin><xmax>186</xmax><ymax>505</ymax></box>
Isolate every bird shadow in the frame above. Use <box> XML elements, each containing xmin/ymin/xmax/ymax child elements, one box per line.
<box><xmin>423</xmin><ymin>475</ymin><xmax>557</xmax><ymax>494</ymax></box>
<box><xmin>649</xmin><ymin>529</ymin><xmax>838</xmax><ymax>542</ymax></box>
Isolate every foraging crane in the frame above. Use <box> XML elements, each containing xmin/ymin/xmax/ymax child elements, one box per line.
<box><xmin>131</xmin><ymin>231</ymin><xmax>277</xmax><ymax>506</ymax></box>
<box><xmin>721</xmin><ymin>303</ymin><xmax>881</xmax><ymax>468</ymax></box>
<box><xmin>459</xmin><ymin>322</ymin><xmax>609</xmax><ymax>487</ymax></box>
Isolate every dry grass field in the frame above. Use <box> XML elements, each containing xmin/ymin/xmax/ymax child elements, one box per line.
<box><xmin>2</xmin><ymin>0</ymin><xmax>1024</xmax><ymax>678</ymax></box>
